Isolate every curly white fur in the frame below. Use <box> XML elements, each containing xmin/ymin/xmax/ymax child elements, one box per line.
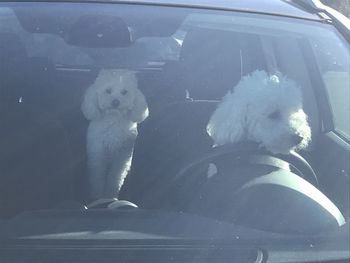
<box><xmin>82</xmin><ymin>69</ymin><xmax>148</xmax><ymax>200</ymax></box>
<box><xmin>207</xmin><ymin>70</ymin><xmax>311</xmax><ymax>155</ymax></box>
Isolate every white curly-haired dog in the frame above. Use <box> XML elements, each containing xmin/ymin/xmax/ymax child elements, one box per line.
<box><xmin>207</xmin><ymin>70</ymin><xmax>311</xmax><ymax>155</ymax></box>
<box><xmin>82</xmin><ymin>69</ymin><xmax>148</xmax><ymax>200</ymax></box>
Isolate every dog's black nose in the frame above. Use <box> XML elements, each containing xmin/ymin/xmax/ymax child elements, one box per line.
<box><xmin>112</xmin><ymin>99</ymin><xmax>120</xmax><ymax>108</ymax></box>
<box><xmin>292</xmin><ymin>134</ymin><xmax>303</xmax><ymax>145</ymax></box>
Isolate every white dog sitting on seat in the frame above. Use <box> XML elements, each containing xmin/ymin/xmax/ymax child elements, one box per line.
<box><xmin>82</xmin><ymin>69</ymin><xmax>148</xmax><ymax>200</ymax></box>
<box><xmin>207</xmin><ymin>70</ymin><xmax>311</xmax><ymax>155</ymax></box>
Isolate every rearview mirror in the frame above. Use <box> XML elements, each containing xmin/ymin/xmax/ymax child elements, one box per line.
<box><xmin>66</xmin><ymin>14</ymin><xmax>132</xmax><ymax>48</ymax></box>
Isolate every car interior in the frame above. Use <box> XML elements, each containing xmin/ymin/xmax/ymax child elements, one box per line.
<box><xmin>0</xmin><ymin>3</ymin><xmax>348</xmax><ymax>237</ymax></box>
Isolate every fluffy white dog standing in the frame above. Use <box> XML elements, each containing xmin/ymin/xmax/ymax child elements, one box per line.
<box><xmin>82</xmin><ymin>69</ymin><xmax>148</xmax><ymax>200</ymax></box>
<box><xmin>207</xmin><ymin>70</ymin><xmax>311</xmax><ymax>155</ymax></box>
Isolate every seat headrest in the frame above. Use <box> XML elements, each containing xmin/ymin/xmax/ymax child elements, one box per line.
<box><xmin>178</xmin><ymin>28</ymin><xmax>267</xmax><ymax>100</ymax></box>
<box><xmin>19</xmin><ymin>57</ymin><xmax>55</xmax><ymax>105</ymax></box>
<box><xmin>178</xmin><ymin>29</ymin><xmax>243</xmax><ymax>100</ymax></box>
<box><xmin>0</xmin><ymin>32</ymin><xmax>27</xmax><ymax>60</ymax></box>
<box><xmin>0</xmin><ymin>55</ymin><xmax>54</xmax><ymax>104</ymax></box>
<box><xmin>180</xmin><ymin>28</ymin><xmax>240</xmax><ymax>61</ymax></box>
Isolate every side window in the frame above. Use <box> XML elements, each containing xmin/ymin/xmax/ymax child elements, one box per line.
<box><xmin>311</xmin><ymin>36</ymin><xmax>350</xmax><ymax>138</ymax></box>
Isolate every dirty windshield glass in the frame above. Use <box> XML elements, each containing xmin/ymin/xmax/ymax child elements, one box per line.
<box><xmin>0</xmin><ymin>2</ymin><xmax>349</xmax><ymax>241</ymax></box>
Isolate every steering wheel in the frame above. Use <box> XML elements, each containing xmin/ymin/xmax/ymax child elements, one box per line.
<box><xmin>173</xmin><ymin>141</ymin><xmax>318</xmax><ymax>187</ymax></box>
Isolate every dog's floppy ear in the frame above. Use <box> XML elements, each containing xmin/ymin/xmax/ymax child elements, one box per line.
<box><xmin>129</xmin><ymin>87</ymin><xmax>149</xmax><ymax>123</ymax></box>
<box><xmin>207</xmin><ymin>92</ymin><xmax>246</xmax><ymax>146</ymax></box>
<box><xmin>81</xmin><ymin>84</ymin><xmax>101</xmax><ymax>121</ymax></box>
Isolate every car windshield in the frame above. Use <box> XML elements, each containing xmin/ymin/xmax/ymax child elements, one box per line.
<box><xmin>0</xmin><ymin>1</ymin><xmax>349</xmax><ymax>247</ymax></box>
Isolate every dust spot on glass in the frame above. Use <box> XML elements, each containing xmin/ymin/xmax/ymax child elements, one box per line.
<box><xmin>207</xmin><ymin>163</ymin><xmax>218</xmax><ymax>178</ymax></box>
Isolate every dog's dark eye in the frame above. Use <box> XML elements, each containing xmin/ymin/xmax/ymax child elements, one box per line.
<box><xmin>105</xmin><ymin>88</ymin><xmax>112</xmax><ymax>94</ymax></box>
<box><xmin>121</xmin><ymin>89</ymin><xmax>128</xmax><ymax>95</ymax></box>
<box><xmin>268</xmin><ymin>110</ymin><xmax>281</xmax><ymax>120</ymax></box>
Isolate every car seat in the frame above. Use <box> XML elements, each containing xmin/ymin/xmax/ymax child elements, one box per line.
<box><xmin>120</xmin><ymin>28</ymin><xmax>265</xmax><ymax>208</ymax></box>
<box><xmin>178</xmin><ymin>28</ymin><xmax>266</xmax><ymax>100</ymax></box>
<box><xmin>120</xmin><ymin>28</ymin><xmax>268</xmax><ymax>208</ymax></box>
<box><xmin>120</xmin><ymin>101</ymin><xmax>217</xmax><ymax>208</ymax></box>
<box><xmin>145</xmin><ymin>28</ymin><xmax>267</xmax><ymax>113</ymax></box>
<box><xmin>0</xmin><ymin>33</ymin><xmax>76</xmax><ymax>218</ymax></box>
